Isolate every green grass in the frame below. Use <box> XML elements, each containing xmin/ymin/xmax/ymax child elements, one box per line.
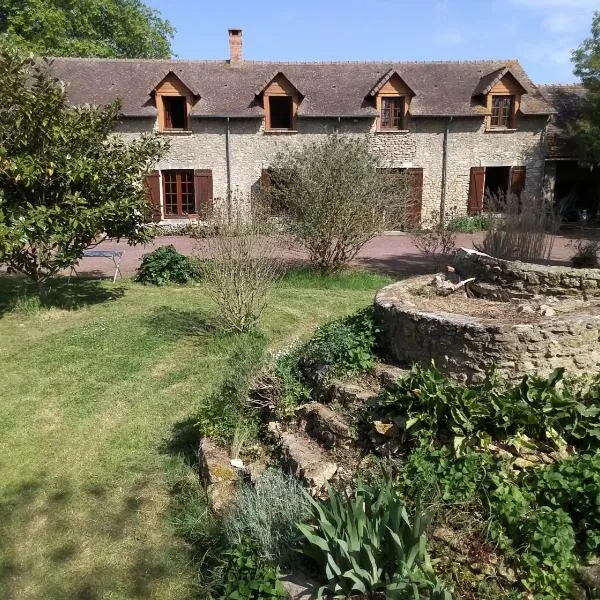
<box><xmin>0</xmin><ymin>271</ymin><xmax>387</xmax><ymax>600</ymax></box>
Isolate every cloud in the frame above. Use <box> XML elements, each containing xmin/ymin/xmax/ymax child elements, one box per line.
<box><xmin>435</xmin><ymin>30</ymin><xmax>465</xmax><ymax>46</ymax></box>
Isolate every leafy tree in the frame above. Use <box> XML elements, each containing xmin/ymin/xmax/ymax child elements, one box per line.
<box><xmin>571</xmin><ymin>10</ymin><xmax>600</xmax><ymax>168</ymax></box>
<box><xmin>264</xmin><ymin>135</ymin><xmax>410</xmax><ymax>273</ymax></box>
<box><xmin>0</xmin><ymin>0</ymin><xmax>174</xmax><ymax>58</ymax></box>
<box><xmin>0</xmin><ymin>46</ymin><xmax>168</xmax><ymax>296</ymax></box>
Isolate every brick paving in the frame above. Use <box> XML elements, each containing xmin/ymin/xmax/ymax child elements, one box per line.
<box><xmin>68</xmin><ymin>230</ymin><xmax>592</xmax><ymax>280</ymax></box>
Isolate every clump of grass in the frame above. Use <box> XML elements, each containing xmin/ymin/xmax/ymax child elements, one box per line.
<box><xmin>223</xmin><ymin>469</ymin><xmax>310</xmax><ymax>566</ymax></box>
<box><xmin>279</xmin><ymin>267</ymin><xmax>392</xmax><ymax>290</ymax></box>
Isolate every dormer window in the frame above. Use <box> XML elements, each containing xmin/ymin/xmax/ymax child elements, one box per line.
<box><xmin>163</xmin><ymin>96</ymin><xmax>188</xmax><ymax>130</ymax></box>
<box><xmin>268</xmin><ymin>96</ymin><xmax>293</xmax><ymax>129</ymax></box>
<box><xmin>258</xmin><ymin>72</ymin><xmax>302</xmax><ymax>133</ymax></box>
<box><xmin>380</xmin><ymin>97</ymin><xmax>405</xmax><ymax>130</ymax></box>
<box><xmin>368</xmin><ymin>71</ymin><xmax>414</xmax><ymax>133</ymax></box>
<box><xmin>490</xmin><ymin>95</ymin><xmax>515</xmax><ymax>128</ymax></box>
<box><xmin>152</xmin><ymin>72</ymin><xmax>197</xmax><ymax>133</ymax></box>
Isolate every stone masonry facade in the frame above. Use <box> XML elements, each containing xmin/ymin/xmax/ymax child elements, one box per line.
<box><xmin>117</xmin><ymin>113</ymin><xmax>547</xmax><ymax>225</ymax></box>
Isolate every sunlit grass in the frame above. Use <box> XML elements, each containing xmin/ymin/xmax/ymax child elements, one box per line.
<box><xmin>0</xmin><ymin>273</ymin><xmax>384</xmax><ymax>599</ymax></box>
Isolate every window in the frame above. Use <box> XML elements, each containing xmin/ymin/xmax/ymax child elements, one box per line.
<box><xmin>490</xmin><ymin>95</ymin><xmax>514</xmax><ymax>128</ymax></box>
<box><xmin>268</xmin><ymin>96</ymin><xmax>293</xmax><ymax>130</ymax></box>
<box><xmin>380</xmin><ymin>97</ymin><xmax>404</xmax><ymax>130</ymax></box>
<box><xmin>163</xmin><ymin>170</ymin><xmax>195</xmax><ymax>217</ymax></box>
<box><xmin>162</xmin><ymin>96</ymin><xmax>188</xmax><ymax>130</ymax></box>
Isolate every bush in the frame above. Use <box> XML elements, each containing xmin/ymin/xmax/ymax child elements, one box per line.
<box><xmin>221</xmin><ymin>538</ymin><xmax>287</xmax><ymax>600</ymax></box>
<box><xmin>570</xmin><ymin>239</ymin><xmax>600</xmax><ymax>268</ymax></box>
<box><xmin>272</xmin><ymin>307</ymin><xmax>381</xmax><ymax>415</ymax></box>
<box><xmin>135</xmin><ymin>244</ymin><xmax>198</xmax><ymax>285</ymax></box>
<box><xmin>297</xmin><ymin>478</ymin><xmax>452</xmax><ymax>599</ymax></box>
<box><xmin>199</xmin><ymin>210</ymin><xmax>280</xmax><ymax>332</ymax></box>
<box><xmin>224</xmin><ymin>469</ymin><xmax>310</xmax><ymax>566</ymax></box>
<box><xmin>265</xmin><ymin>135</ymin><xmax>411</xmax><ymax>272</ymax></box>
<box><xmin>474</xmin><ymin>192</ymin><xmax>560</xmax><ymax>262</ymax></box>
<box><xmin>446</xmin><ymin>214</ymin><xmax>491</xmax><ymax>233</ymax></box>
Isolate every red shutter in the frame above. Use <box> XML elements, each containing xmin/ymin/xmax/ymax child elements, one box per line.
<box><xmin>406</xmin><ymin>168</ymin><xmax>423</xmax><ymax>229</ymax></box>
<box><xmin>194</xmin><ymin>169</ymin><xmax>213</xmax><ymax>220</ymax></box>
<box><xmin>468</xmin><ymin>167</ymin><xmax>485</xmax><ymax>215</ymax></box>
<box><xmin>145</xmin><ymin>171</ymin><xmax>162</xmax><ymax>222</ymax></box>
<box><xmin>510</xmin><ymin>166</ymin><xmax>526</xmax><ymax>196</ymax></box>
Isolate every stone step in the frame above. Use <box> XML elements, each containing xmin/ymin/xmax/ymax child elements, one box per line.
<box><xmin>374</xmin><ymin>362</ymin><xmax>409</xmax><ymax>389</ymax></box>
<box><xmin>328</xmin><ymin>379</ymin><xmax>379</xmax><ymax>406</ymax></box>
<box><xmin>267</xmin><ymin>422</ymin><xmax>337</xmax><ymax>492</ymax></box>
<box><xmin>296</xmin><ymin>402</ymin><xmax>353</xmax><ymax>448</ymax></box>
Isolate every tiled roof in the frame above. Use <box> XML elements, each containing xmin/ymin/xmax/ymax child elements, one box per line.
<box><xmin>539</xmin><ymin>84</ymin><xmax>586</xmax><ymax>158</ymax></box>
<box><xmin>48</xmin><ymin>57</ymin><xmax>553</xmax><ymax>118</ymax></box>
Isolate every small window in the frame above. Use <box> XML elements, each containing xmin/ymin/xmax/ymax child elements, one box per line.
<box><xmin>380</xmin><ymin>97</ymin><xmax>404</xmax><ymax>130</ymax></box>
<box><xmin>162</xmin><ymin>96</ymin><xmax>188</xmax><ymax>130</ymax></box>
<box><xmin>163</xmin><ymin>170</ymin><xmax>195</xmax><ymax>217</ymax></box>
<box><xmin>268</xmin><ymin>96</ymin><xmax>293</xmax><ymax>130</ymax></box>
<box><xmin>490</xmin><ymin>95</ymin><xmax>514</xmax><ymax>128</ymax></box>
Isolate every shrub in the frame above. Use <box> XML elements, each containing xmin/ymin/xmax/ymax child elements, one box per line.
<box><xmin>447</xmin><ymin>214</ymin><xmax>491</xmax><ymax>233</ymax></box>
<box><xmin>527</xmin><ymin>451</ymin><xmax>600</xmax><ymax>554</ymax></box>
<box><xmin>410</xmin><ymin>210</ymin><xmax>457</xmax><ymax>269</ymax></box>
<box><xmin>135</xmin><ymin>244</ymin><xmax>198</xmax><ymax>285</ymax></box>
<box><xmin>297</xmin><ymin>478</ymin><xmax>452</xmax><ymax>599</ymax></box>
<box><xmin>474</xmin><ymin>192</ymin><xmax>560</xmax><ymax>262</ymax></box>
<box><xmin>199</xmin><ymin>210</ymin><xmax>280</xmax><ymax>332</ymax></box>
<box><xmin>570</xmin><ymin>239</ymin><xmax>600</xmax><ymax>268</ymax></box>
<box><xmin>271</xmin><ymin>307</ymin><xmax>381</xmax><ymax>416</ymax></box>
<box><xmin>221</xmin><ymin>538</ymin><xmax>287</xmax><ymax>600</ymax></box>
<box><xmin>224</xmin><ymin>469</ymin><xmax>310</xmax><ymax>566</ymax></box>
<box><xmin>265</xmin><ymin>135</ymin><xmax>411</xmax><ymax>272</ymax></box>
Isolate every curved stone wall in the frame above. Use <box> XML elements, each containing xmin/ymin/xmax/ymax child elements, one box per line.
<box><xmin>374</xmin><ymin>276</ymin><xmax>600</xmax><ymax>381</ymax></box>
<box><xmin>453</xmin><ymin>248</ymin><xmax>600</xmax><ymax>299</ymax></box>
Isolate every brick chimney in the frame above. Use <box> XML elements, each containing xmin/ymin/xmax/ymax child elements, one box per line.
<box><xmin>228</xmin><ymin>28</ymin><xmax>242</xmax><ymax>63</ymax></box>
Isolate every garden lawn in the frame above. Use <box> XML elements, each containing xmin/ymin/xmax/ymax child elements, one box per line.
<box><xmin>0</xmin><ymin>270</ymin><xmax>389</xmax><ymax>600</ymax></box>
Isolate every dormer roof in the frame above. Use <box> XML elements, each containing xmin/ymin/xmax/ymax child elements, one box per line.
<box><xmin>254</xmin><ymin>71</ymin><xmax>303</xmax><ymax>98</ymax></box>
<box><xmin>368</xmin><ymin>69</ymin><xmax>415</xmax><ymax>97</ymax></box>
<box><xmin>473</xmin><ymin>66</ymin><xmax>528</xmax><ymax>97</ymax></box>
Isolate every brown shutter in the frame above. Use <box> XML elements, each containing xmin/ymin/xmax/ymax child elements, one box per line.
<box><xmin>145</xmin><ymin>171</ymin><xmax>162</xmax><ymax>222</ymax></box>
<box><xmin>510</xmin><ymin>166</ymin><xmax>526</xmax><ymax>196</ymax></box>
<box><xmin>468</xmin><ymin>167</ymin><xmax>485</xmax><ymax>215</ymax></box>
<box><xmin>260</xmin><ymin>168</ymin><xmax>271</xmax><ymax>189</ymax></box>
<box><xmin>406</xmin><ymin>168</ymin><xmax>423</xmax><ymax>229</ymax></box>
<box><xmin>194</xmin><ymin>169</ymin><xmax>213</xmax><ymax>220</ymax></box>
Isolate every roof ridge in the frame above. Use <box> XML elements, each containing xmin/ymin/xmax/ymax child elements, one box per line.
<box><xmin>537</xmin><ymin>82</ymin><xmax>583</xmax><ymax>88</ymax></box>
<box><xmin>49</xmin><ymin>56</ymin><xmax>521</xmax><ymax>66</ymax></box>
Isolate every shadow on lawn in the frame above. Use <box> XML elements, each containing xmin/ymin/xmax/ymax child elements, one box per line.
<box><xmin>144</xmin><ymin>306</ymin><xmax>219</xmax><ymax>342</ymax></box>
<box><xmin>0</xmin><ymin>275</ymin><xmax>125</xmax><ymax>317</ymax></box>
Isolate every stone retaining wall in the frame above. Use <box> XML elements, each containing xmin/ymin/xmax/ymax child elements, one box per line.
<box><xmin>454</xmin><ymin>248</ymin><xmax>600</xmax><ymax>298</ymax></box>
<box><xmin>374</xmin><ymin>275</ymin><xmax>600</xmax><ymax>381</ymax></box>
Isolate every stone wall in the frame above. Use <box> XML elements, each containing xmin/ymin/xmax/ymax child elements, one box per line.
<box><xmin>374</xmin><ymin>276</ymin><xmax>600</xmax><ymax>381</ymax></box>
<box><xmin>115</xmin><ymin>113</ymin><xmax>547</xmax><ymax>224</ymax></box>
<box><xmin>454</xmin><ymin>248</ymin><xmax>600</xmax><ymax>298</ymax></box>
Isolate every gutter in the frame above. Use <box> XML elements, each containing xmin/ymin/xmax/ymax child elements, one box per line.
<box><xmin>440</xmin><ymin>116</ymin><xmax>453</xmax><ymax>225</ymax></box>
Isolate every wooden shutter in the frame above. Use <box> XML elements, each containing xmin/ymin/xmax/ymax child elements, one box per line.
<box><xmin>145</xmin><ymin>171</ymin><xmax>162</xmax><ymax>222</ymax></box>
<box><xmin>468</xmin><ymin>167</ymin><xmax>485</xmax><ymax>215</ymax></box>
<box><xmin>260</xmin><ymin>168</ymin><xmax>271</xmax><ymax>189</ymax></box>
<box><xmin>406</xmin><ymin>168</ymin><xmax>423</xmax><ymax>229</ymax></box>
<box><xmin>510</xmin><ymin>166</ymin><xmax>526</xmax><ymax>196</ymax></box>
<box><xmin>194</xmin><ymin>169</ymin><xmax>213</xmax><ymax>220</ymax></box>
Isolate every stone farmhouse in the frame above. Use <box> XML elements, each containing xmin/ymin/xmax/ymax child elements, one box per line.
<box><xmin>50</xmin><ymin>28</ymin><xmax>562</xmax><ymax>226</ymax></box>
